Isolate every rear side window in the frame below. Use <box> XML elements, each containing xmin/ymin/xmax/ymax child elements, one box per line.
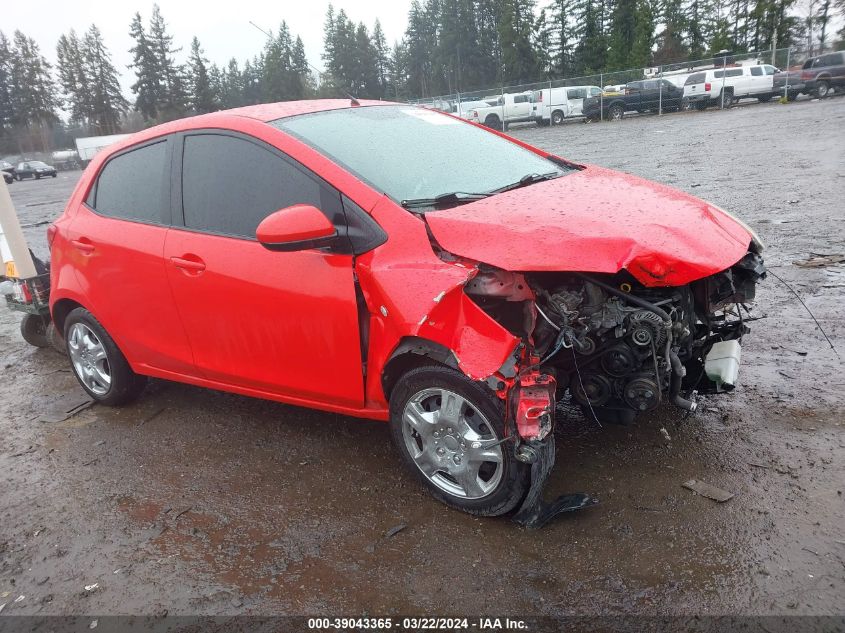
<box><xmin>714</xmin><ymin>68</ymin><xmax>743</xmax><ymax>78</ymax></box>
<box><xmin>92</xmin><ymin>140</ymin><xmax>167</xmax><ymax>224</ymax></box>
<box><xmin>181</xmin><ymin>134</ymin><xmax>322</xmax><ymax>239</ymax></box>
<box><xmin>750</xmin><ymin>66</ymin><xmax>762</xmax><ymax>76</ymax></box>
<box><xmin>685</xmin><ymin>73</ymin><xmax>705</xmax><ymax>85</ymax></box>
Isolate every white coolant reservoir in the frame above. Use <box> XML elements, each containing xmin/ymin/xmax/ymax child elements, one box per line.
<box><xmin>704</xmin><ymin>340</ymin><xmax>742</xmax><ymax>391</ymax></box>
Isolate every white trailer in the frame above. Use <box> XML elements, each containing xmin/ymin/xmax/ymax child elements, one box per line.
<box><xmin>74</xmin><ymin>134</ymin><xmax>131</xmax><ymax>164</ymax></box>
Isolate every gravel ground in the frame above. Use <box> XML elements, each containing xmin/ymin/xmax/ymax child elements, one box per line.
<box><xmin>0</xmin><ymin>98</ymin><xmax>843</xmax><ymax>618</ymax></box>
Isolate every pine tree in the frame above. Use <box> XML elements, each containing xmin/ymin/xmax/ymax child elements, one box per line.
<box><xmin>128</xmin><ymin>12</ymin><xmax>163</xmax><ymax>120</ymax></box>
<box><xmin>607</xmin><ymin>0</ymin><xmax>638</xmax><ymax>69</ymax></box>
<box><xmin>573</xmin><ymin>0</ymin><xmax>608</xmax><ymax>73</ymax></box>
<box><xmin>631</xmin><ymin>0</ymin><xmax>656</xmax><ymax>67</ymax></box>
<box><xmin>372</xmin><ymin>20</ymin><xmax>391</xmax><ymax>97</ymax></box>
<box><xmin>816</xmin><ymin>0</ymin><xmax>832</xmax><ymax>49</ymax></box>
<box><xmin>0</xmin><ymin>32</ymin><xmax>14</xmax><ymax>144</ymax></box>
<box><xmin>148</xmin><ymin>4</ymin><xmax>188</xmax><ymax>120</ymax></box>
<box><xmin>404</xmin><ymin>0</ymin><xmax>435</xmax><ymax>96</ymax></box>
<box><xmin>9</xmin><ymin>31</ymin><xmax>59</xmax><ymax>129</ymax></box>
<box><xmin>219</xmin><ymin>58</ymin><xmax>244</xmax><ymax>109</ymax></box>
<box><xmin>653</xmin><ymin>0</ymin><xmax>688</xmax><ymax>63</ymax></box>
<box><xmin>56</xmin><ymin>30</ymin><xmax>90</xmax><ymax>126</ymax></box>
<box><xmin>291</xmin><ymin>36</ymin><xmax>313</xmax><ymax>97</ymax></box>
<box><xmin>82</xmin><ymin>25</ymin><xmax>128</xmax><ymax>134</ymax></box>
<box><xmin>499</xmin><ymin>0</ymin><xmax>541</xmax><ymax>84</ymax></box>
<box><xmin>547</xmin><ymin>0</ymin><xmax>575</xmax><ymax>77</ymax></box>
<box><xmin>476</xmin><ymin>0</ymin><xmax>503</xmax><ymax>86</ymax></box>
<box><xmin>188</xmin><ymin>37</ymin><xmax>216</xmax><ymax>113</ymax></box>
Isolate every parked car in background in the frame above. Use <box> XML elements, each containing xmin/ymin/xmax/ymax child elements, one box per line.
<box><xmin>1</xmin><ymin>160</ymin><xmax>15</xmax><ymax>183</ymax></box>
<box><xmin>48</xmin><ymin>99</ymin><xmax>763</xmax><ymax>524</ymax></box>
<box><xmin>2</xmin><ymin>170</ymin><xmax>13</xmax><ymax>185</ymax></box>
<box><xmin>464</xmin><ymin>91</ymin><xmax>533</xmax><ymax>129</ymax></box>
<box><xmin>683</xmin><ymin>64</ymin><xmax>780</xmax><ymax>109</ymax></box>
<box><xmin>583</xmin><ymin>79</ymin><xmax>684</xmax><ymax>120</ymax></box>
<box><xmin>531</xmin><ymin>85</ymin><xmax>603</xmax><ymax>125</ymax></box>
<box><xmin>454</xmin><ymin>100</ymin><xmax>497</xmax><ymax>119</ymax></box>
<box><xmin>15</xmin><ymin>161</ymin><xmax>57</xmax><ymax>180</ymax></box>
<box><xmin>777</xmin><ymin>50</ymin><xmax>845</xmax><ymax>99</ymax></box>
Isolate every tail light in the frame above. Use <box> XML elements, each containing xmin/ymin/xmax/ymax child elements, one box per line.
<box><xmin>705</xmin><ymin>82</ymin><xmax>711</xmax><ymax>92</ymax></box>
<box><xmin>801</xmin><ymin>71</ymin><xmax>813</xmax><ymax>80</ymax></box>
<box><xmin>538</xmin><ymin>92</ymin><xmax>543</xmax><ymax>102</ymax></box>
<box><xmin>624</xmin><ymin>87</ymin><xmax>631</xmax><ymax>95</ymax></box>
<box><xmin>469</xmin><ymin>110</ymin><xmax>478</xmax><ymax>120</ymax></box>
<box><xmin>47</xmin><ymin>223</ymin><xmax>57</xmax><ymax>248</ymax></box>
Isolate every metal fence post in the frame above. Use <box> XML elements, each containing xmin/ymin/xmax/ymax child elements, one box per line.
<box><xmin>658</xmin><ymin>66</ymin><xmax>663</xmax><ymax>115</ymax></box>
<box><xmin>783</xmin><ymin>47</ymin><xmax>791</xmax><ymax>100</ymax></box>
<box><xmin>600</xmin><ymin>72</ymin><xmax>604</xmax><ymax>122</ymax></box>
<box><xmin>720</xmin><ymin>56</ymin><xmax>727</xmax><ymax>109</ymax></box>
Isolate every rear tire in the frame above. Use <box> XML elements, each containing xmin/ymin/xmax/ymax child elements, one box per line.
<box><xmin>20</xmin><ymin>314</ymin><xmax>49</xmax><ymax>348</ymax></box>
<box><xmin>609</xmin><ymin>104</ymin><xmax>624</xmax><ymax>120</ymax></box>
<box><xmin>389</xmin><ymin>365</ymin><xmax>529</xmax><ymax>517</ymax></box>
<box><xmin>720</xmin><ymin>89</ymin><xmax>734</xmax><ymax>109</ymax></box>
<box><xmin>816</xmin><ymin>81</ymin><xmax>830</xmax><ymax>98</ymax></box>
<box><xmin>64</xmin><ymin>307</ymin><xmax>147</xmax><ymax>406</ymax></box>
<box><xmin>551</xmin><ymin>110</ymin><xmax>564</xmax><ymax>125</ymax></box>
<box><xmin>484</xmin><ymin>115</ymin><xmax>502</xmax><ymax>131</ymax></box>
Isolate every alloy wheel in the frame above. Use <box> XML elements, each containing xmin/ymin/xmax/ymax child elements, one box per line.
<box><xmin>402</xmin><ymin>387</ymin><xmax>504</xmax><ymax>499</ymax></box>
<box><xmin>67</xmin><ymin>322</ymin><xmax>111</xmax><ymax>395</ymax></box>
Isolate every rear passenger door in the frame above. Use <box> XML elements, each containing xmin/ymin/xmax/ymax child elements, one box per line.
<box><xmin>163</xmin><ymin>131</ymin><xmax>365</xmax><ymax>407</ymax></box>
<box><xmin>68</xmin><ymin>137</ymin><xmax>196</xmax><ymax>375</ymax></box>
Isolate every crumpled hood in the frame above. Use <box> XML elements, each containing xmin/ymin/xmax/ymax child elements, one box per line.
<box><xmin>423</xmin><ymin>165</ymin><xmax>753</xmax><ymax>287</ymax></box>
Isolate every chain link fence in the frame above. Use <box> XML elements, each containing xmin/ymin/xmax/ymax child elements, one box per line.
<box><xmin>411</xmin><ymin>46</ymin><xmax>835</xmax><ymax>128</ymax></box>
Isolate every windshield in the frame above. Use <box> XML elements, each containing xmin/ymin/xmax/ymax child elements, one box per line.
<box><xmin>272</xmin><ymin>105</ymin><xmax>570</xmax><ymax>205</ymax></box>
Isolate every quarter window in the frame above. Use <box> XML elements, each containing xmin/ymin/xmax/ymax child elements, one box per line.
<box><xmin>93</xmin><ymin>140</ymin><xmax>167</xmax><ymax>224</ymax></box>
<box><xmin>181</xmin><ymin>134</ymin><xmax>322</xmax><ymax>238</ymax></box>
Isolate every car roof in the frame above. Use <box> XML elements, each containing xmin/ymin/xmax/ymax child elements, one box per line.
<box><xmin>222</xmin><ymin>98</ymin><xmax>396</xmax><ymax>122</ymax></box>
<box><xmin>92</xmin><ymin>99</ymin><xmax>400</xmax><ymax>160</ymax></box>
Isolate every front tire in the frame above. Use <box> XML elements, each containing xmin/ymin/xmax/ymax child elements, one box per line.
<box><xmin>389</xmin><ymin>365</ymin><xmax>529</xmax><ymax>517</ymax></box>
<box><xmin>64</xmin><ymin>307</ymin><xmax>147</xmax><ymax>405</ymax></box>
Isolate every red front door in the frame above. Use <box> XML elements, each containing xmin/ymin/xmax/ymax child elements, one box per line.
<box><xmin>163</xmin><ymin>131</ymin><xmax>365</xmax><ymax>407</ymax></box>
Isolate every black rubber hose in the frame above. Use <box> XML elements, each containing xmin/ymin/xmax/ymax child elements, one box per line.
<box><xmin>669</xmin><ymin>351</ymin><xmax>697</xmax><ymax>411</ymax></box>
<box><xmin>572</xmin><ymin>273</ymin><xmax>671</xmax><ymax>324</ymax></box>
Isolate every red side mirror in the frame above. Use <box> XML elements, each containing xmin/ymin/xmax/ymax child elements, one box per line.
<box><xmin>256</xmin><ymin>204</ymin><xmax>337</xmax><ymax>252</ymax></box>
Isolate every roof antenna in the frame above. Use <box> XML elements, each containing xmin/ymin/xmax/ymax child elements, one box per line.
<box><xmin>346</xmin><ymin>93</ymin><xmax>360</xmax><ymax>106</ymax></box>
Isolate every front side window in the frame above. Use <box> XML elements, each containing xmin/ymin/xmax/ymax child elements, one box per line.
<box><xmin>750</xmin><ymin>66</ymin><xmax>763</xmax><ymax>76</ymax></box>
<box><xmin>93</xmin><ymin>140</ymin><xmax>167</xmax><ymax>224</ymax></box>
<box><xmin>272</xmin><ymin>106</ymin><xmax>570</xmax><ymax>206</ymax></box>
<box><xmin>590</xmin><ymin>87</ymin><xmax>602</xmax><ymax>96</ymax></box>
<box><xmin>514</xmin><ymin>95</ymin><xmax>528</xmax><ymax>103</ymax></box>
<box><xmin>763</xmin><ymin>65</ymin><xmax>777</xmax><ymax>75</ymax></box>
<box><xmin>181</xmin><ymin>134</ymin><xmax>322</xmax><ymax>238</ymax></box>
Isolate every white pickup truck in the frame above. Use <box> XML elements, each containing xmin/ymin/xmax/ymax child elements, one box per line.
<box><xmin>683</xmin><ymin>64</ymin><xmax>780</xmax><ymax>109</ymax></box>
<box><xmin>464</xmin><ymin>91</ymin><xmax>534</xmax><ymax>130</ymax></box>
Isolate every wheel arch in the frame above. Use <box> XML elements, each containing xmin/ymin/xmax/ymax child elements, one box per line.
<box><xmin>51</xmin><ymin>297</ymin><xmax>86</xmax><ymax>334</ymax></box>
<box><xmin>381</xmin><ymin>336</ymin><xmax>459</xmax><ymax>401</ymax></box>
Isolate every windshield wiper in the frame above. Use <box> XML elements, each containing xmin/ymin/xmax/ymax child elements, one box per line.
<box><xmin>491</xmin><ymin>171</ymin><xmax>561</xmax><ymax>194</ymax></box>
<box><xmin>401</xmin><ymin>191</ymin><xmax>491</xmax><ymax>209</ymax></box>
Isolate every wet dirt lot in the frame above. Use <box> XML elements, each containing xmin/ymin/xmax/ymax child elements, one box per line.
<box><xmin>1</xmin><ymin>99</ymin><xmax>843</xmax><ymax>618</ymax></box>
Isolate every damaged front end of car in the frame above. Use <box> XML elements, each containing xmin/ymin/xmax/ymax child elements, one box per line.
<box><xmin>456</xmin><ymin>244</ymin><xmax>765</xmax><ymax>526</ymax></box>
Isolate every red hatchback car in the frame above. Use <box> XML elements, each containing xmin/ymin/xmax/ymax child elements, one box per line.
<box><xmin>49</xmin><ymin>100</ymin><xmax>764</xmax><ymax>526</ymax></box>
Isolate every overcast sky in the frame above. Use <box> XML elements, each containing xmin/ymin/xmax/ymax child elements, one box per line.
<box><xmin>2</xmin><ymin>0</ymin><xmax>414</xmax><ymax>96</ymax></box>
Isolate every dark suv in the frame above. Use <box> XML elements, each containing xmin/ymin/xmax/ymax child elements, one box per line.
<box><xmin>774</xmin><ymin>50</ymin><xmax>845</xmax><ymax>99</ymax></box>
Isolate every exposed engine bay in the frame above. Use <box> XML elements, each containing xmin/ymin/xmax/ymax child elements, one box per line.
<box><xmin>464</xmin><ymin>251</ymin><xmax>766</xmax><ymax>424</ymax></box>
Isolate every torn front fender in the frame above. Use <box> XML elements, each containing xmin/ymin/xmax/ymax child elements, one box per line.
<box><xmin>357</xmin><ymin>196</ymin><xmax>520</xmax><ymax>409</ymax></box>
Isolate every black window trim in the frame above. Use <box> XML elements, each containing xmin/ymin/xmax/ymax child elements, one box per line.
<box><xmin>84</xmin><ymin>134</ymin><xmax>173</xmax><ymax>228</ymax></box>
<box><xmin>169</xmin><ymin>128</ymin><xmax>390</xmax><ymax>255</ymax></box>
